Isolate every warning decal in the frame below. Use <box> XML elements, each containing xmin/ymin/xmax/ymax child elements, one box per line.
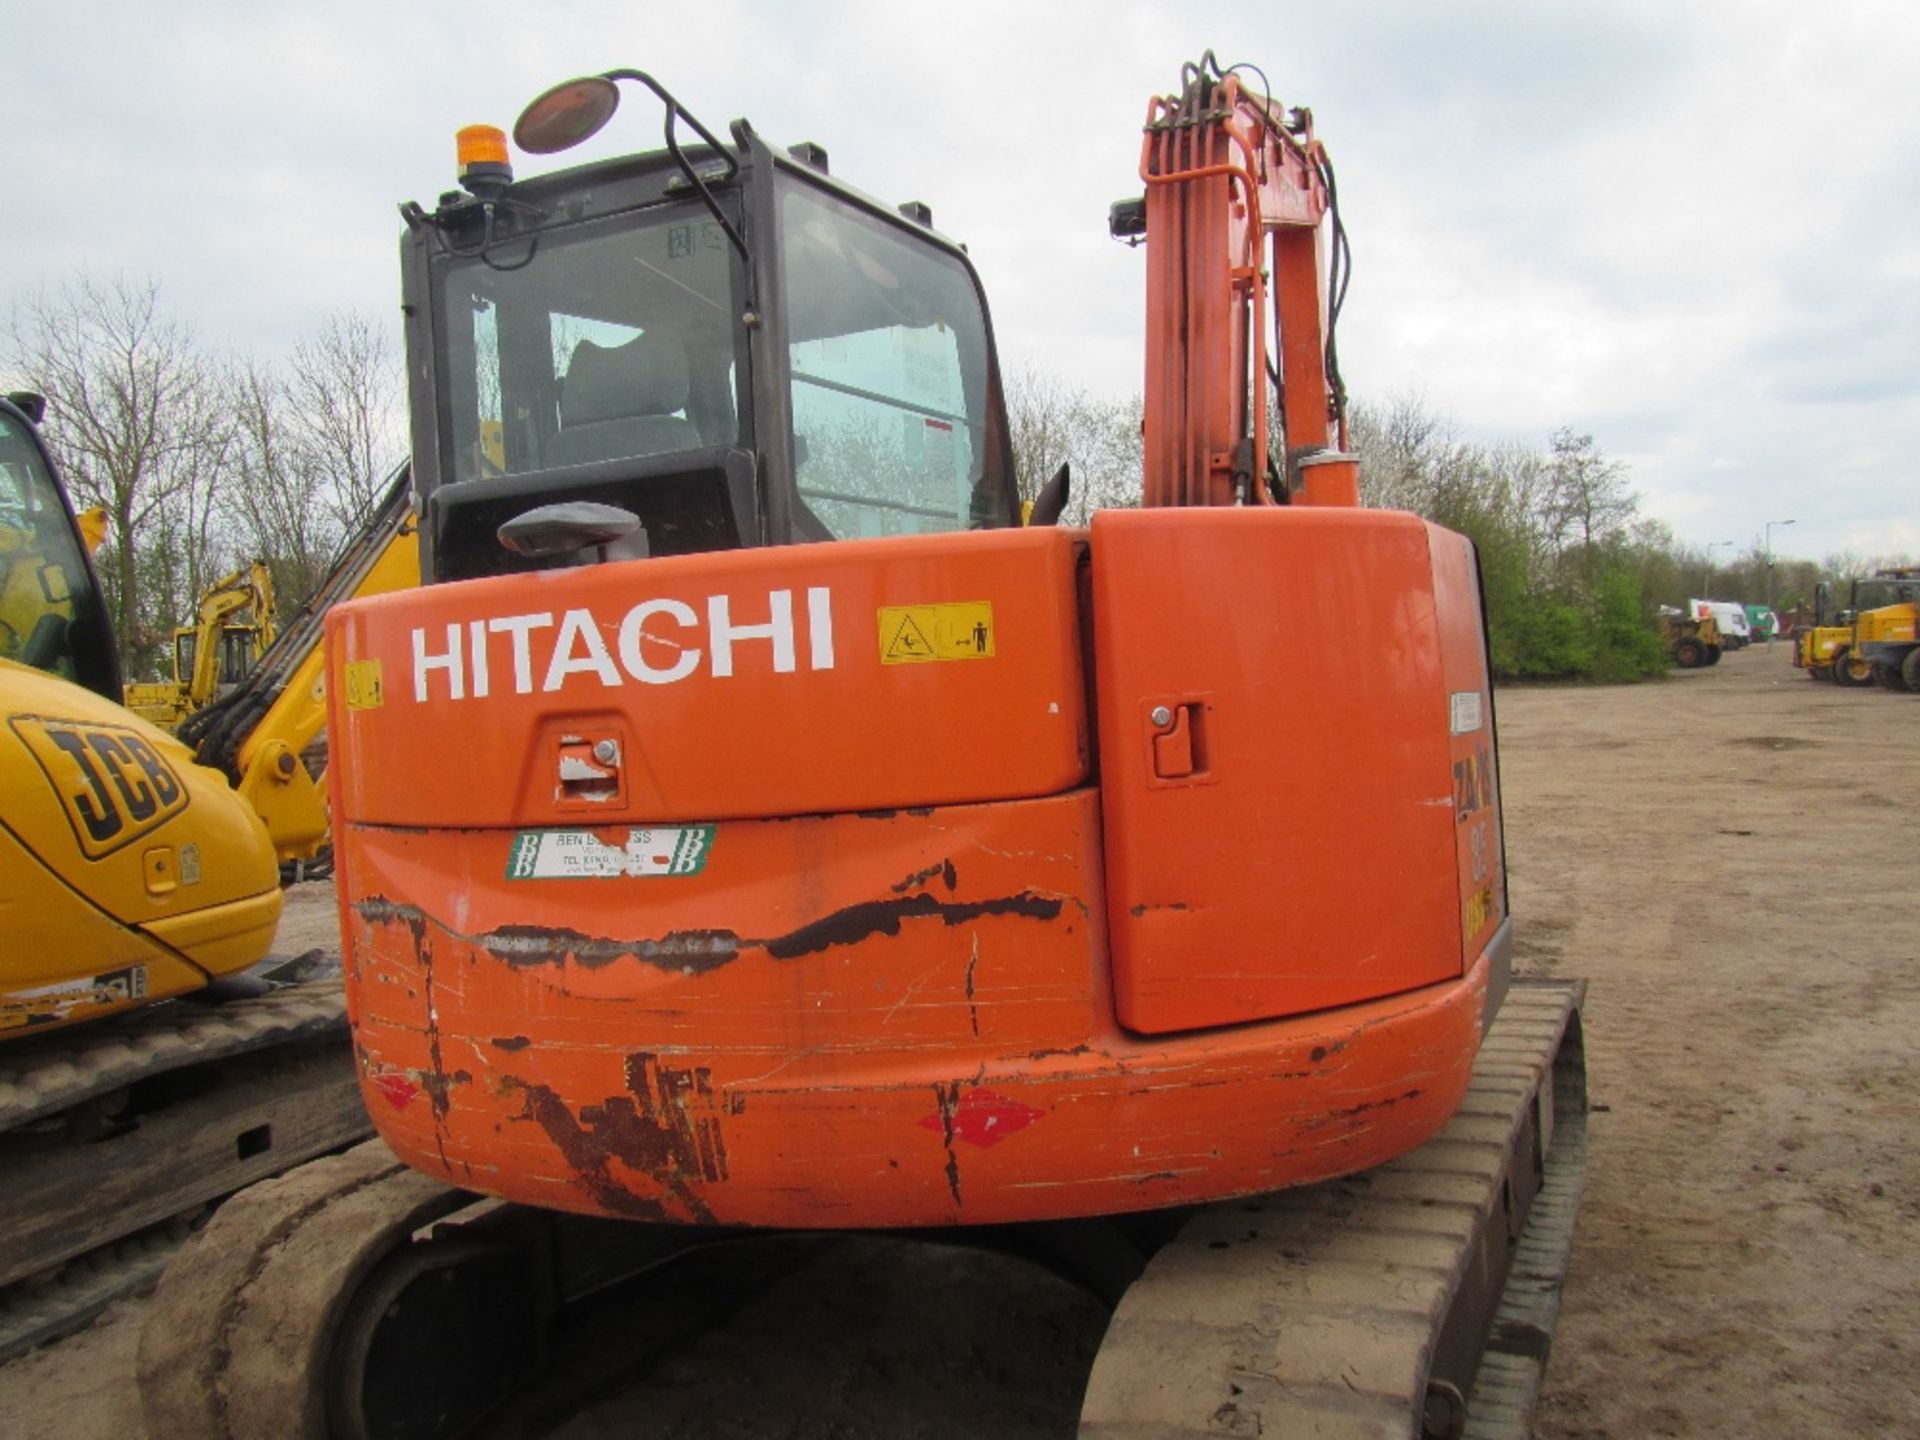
<box><xmin>506</xmin><ymin>825</ymin><xmax>716</xmax><ymax>880</ymax></box>
<box><xmin>343</xmin><ymin>659</ymin><xmax>385</xmax><ymax>711</ymax></box>
<box><xmin>1449</xmin><ymin>690</ymin><xmax>1484</xmax><ymax>735</ymax></box>
<box><xmin>878</xmin><ymin>602</ymin><xmax>995</xmax><ymax>664</ymax></box>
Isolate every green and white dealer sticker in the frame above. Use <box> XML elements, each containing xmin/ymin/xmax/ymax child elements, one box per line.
<box><xmin>506</xmin><ymin>826</ymin><xmax>716</xmax><ymax>880</ymax></box>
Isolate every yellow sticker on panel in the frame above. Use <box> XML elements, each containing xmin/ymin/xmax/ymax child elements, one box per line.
<box><xmin>343</xmin><ymin>659</ymin><xmax>385</xmax><ymax>711</ymax></box>
<box><xmin>878</xmin><ymin>603</ymin><xmax>995</xmax><ymax>664</ymax></box>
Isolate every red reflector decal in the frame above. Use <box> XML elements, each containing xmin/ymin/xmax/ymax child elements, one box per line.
<box><xmin>372</xmin><ymin>1073</ymin><xmax>420</xmax><ymax>1111</ymax></box>
<box><xmin>919</xmin><ymin>1088</ymin><xmax>1045</xmax><ymax>1148</ymax></box>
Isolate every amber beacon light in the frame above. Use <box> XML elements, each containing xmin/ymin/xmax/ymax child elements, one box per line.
<box><xmin>455</xmin><ymin>123</ymin><xmax>513</xmax><ymax>197</ymax></box>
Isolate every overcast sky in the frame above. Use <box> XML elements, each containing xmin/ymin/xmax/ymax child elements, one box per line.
<box><xmin>3</xmin><ymin>0</ymin><xmax>1913</xmax><ymax>564</ymax></box>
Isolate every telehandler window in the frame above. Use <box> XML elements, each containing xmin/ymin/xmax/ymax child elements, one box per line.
<box><xmin>780</xmin><ymin>183</ymin><xmax>1011</xmax><ymax>538</ymax></box>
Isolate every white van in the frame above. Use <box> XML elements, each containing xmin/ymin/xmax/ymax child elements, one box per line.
<box><xmin>1690</xmin><ymin>599</ymin><xmax>1751</xmax><ymax>648</ymax></box>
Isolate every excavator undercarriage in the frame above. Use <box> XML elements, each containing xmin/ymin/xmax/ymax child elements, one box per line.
<box><xmin>0</xmin><ymin>960</ymin><xmax>369</xmax><ymax>1362</ymax></box>
<box><xmin>138</xmin><ymin>982</ymin><xmax>1583</xmax><ymax>1439</ymax></box>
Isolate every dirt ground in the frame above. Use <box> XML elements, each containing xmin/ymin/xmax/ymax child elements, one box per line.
<box><xmin>2</xmin><ymin>640</ymin><xmax>1914</xmax><ymax>1437</ymax></box>
<box><xmin>1513</xmin><ymin>645</ymin><xmax>1919</xmax><ymax>1438</ymax></box>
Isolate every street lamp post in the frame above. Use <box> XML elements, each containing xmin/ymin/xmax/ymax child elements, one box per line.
<box><xmin>1764</xmin><ymin>518</ymin><xmax>1797</xmax><ymax>642</ymax></box>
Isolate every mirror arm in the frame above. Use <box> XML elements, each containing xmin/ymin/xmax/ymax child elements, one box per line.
<box><xmin>600</xmin><ymin>68</ymin><xmax>749</xmax><ymax>266</ymax></box>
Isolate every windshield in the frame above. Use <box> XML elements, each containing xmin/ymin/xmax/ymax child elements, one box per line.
<box><xmin>780</xmin><ymin>182</ymin><xmax>1012</xmax><ymax>539</ymax></box>
<box><xmin>0</xmin><ymin>414</ymin><xmax>104</xmax><ymax>687</ymax></box>
<box><xmin>438</xmin><ymin>200</ymin><xmax>742</xmax><ymax>484</ymax></box>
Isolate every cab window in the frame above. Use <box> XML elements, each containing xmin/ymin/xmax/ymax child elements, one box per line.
<box><xmin>780</xmin><ymin>181</ymin><xmax>1013</xmax><ymax>539</ymax></box>
<box><xmin>0</xmin><ymin>415</ymin><xmax>106</xmax><ymax>689</ymax></box>
<box><xmin>440</xmin><ymin>204</ymin><xmax>741</xmax><ymax>483</ymax></box>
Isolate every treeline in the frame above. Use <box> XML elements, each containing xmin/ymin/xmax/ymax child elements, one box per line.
<box><xmin>1351</xmin><ymin>400</ymin><xmax>1668</xmax><ymax>680</ymax></box>
<box><xmin>1348</xmin><ymin>400</ymin><xmax>1910</xmax><ymax>676</ymax></box>
<box><xmin>3</xmin><ymin>274</ymin><xmax>400</xmax><ymax>680</ymax></box>
<box><xmin>1008</xmin><ymin>374</ymin><xmax>1911</xmax><ymax>681</ymax></box>
<box><xmin>7</xmin><ymin>275</ymin><xmax>1905</xmax><ymax>688</ymax></box>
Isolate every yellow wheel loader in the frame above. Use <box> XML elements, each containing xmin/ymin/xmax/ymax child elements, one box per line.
<box><xmin>1660</xmin><ymin>611</ymin><xmax>1722</xmax><ymax>669</ymax></box>
<box><xmin>1819</xmin><ymin>572</ymin><xmax>1920</xmax><ymax>691</ymax></box>
<box><xmin>1852</xmin><ymin>567</ymin><xmax>1918</xmax><ymax>692</ymax></box>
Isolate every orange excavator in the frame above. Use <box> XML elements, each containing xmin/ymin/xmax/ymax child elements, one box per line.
<box><xmin>142</xmin><ymin>54</ymin><xmax>1585</xmax><ymax>1438</ymax></box>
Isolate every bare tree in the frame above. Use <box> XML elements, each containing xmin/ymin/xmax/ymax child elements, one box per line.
<box><xmin>1542</xmin><ymin>427</ymin><xmax>1635</xmax><ymax>562</ymax></box>
<box><xmin>288</xmin><ymin>311</ymin><xmax>404</xmax><ymax>535</ymax></box>
<box><xmin>1818</xmin><ymin>550</ymin><xmax>1917</xmax><ymax>585</ymax></box>
<box><xmin>1004</xmin><ymin>366</ymin><xmax>1143</xmax><ymax>524</ymax></box>
<box><xmin>228</xmin><ymin>356</ymin><xmax>341</xmax><ymax>614</ymax></box>
<box><xmin>1352</xmin><ymin>398</ymin><xmax>1549</xmax><ymax>566</ymax></box>
<box><xmin>1352</xmin><ymin>394</ymin><xmax>1452</xmax><ymax>512</ymax></box>
<box><xmin>1006</xmin><ymin>365</ymin><xmax>1078</xmax><ymax>505</ymax></box>
<box><xmin>4</xmin><ymin>273</ymin><xmax>230</xmax><ymax>672</ymax></box>
<box><xmin>155</xmin><ymin>432</ymin><xmax>239</xmax><ymax>636</ymax></box>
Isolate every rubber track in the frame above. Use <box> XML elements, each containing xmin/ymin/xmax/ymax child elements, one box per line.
<box><xmin>1080</xmin><ymin>980</ymin><xmax>1584</xmax><ymax>1439</ymax></box>
<box><xmin>0</xmin><ymin>1217</ymin><xmax>193</xmax><ymax>1364</ymax></box>
<box><xmin>0</xmin><ymin>974</ymin><xmax>349</xmax><ymax>1129</ymax></box>
<box><xmin>1463</xmin><ymin>991</ymin><xmax>1589</xmax><ymax>1440</ymax></box>
<box><xmin>137</xmin><ymin>1139</ymin><xmax>469</xmax><ymax>1439</ymax></box>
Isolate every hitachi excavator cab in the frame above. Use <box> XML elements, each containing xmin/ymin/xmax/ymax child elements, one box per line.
<box><xmin>401</xmin><ymin>85</ymin><xmax>1017</xmax><ymax>585</ymax></box>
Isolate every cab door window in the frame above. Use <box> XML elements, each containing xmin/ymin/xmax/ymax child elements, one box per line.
<box><xmin>779</xmin><ymin>182</ymin><xmax>1013</xmax><ymax>539</ymax></box>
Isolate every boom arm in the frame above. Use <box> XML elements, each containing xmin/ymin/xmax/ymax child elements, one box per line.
<box><xmin>179</xmin><ymin>467</ymin><xmax>419</xmax><ymax>863</ymax></box>
<box><xmin>1137</xmin><ymin>55</ymin><xmax>1354</xmax><ymax>509</ymax></box>
<box><xmin>183</xmin><ymin>561</ymin><xmax>276</xmax><ymax>704</ymax></box>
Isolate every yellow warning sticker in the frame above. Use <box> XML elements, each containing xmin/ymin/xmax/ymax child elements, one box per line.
<box><xmin>343</xmin><ymin>659</ymin><xmax>385</xmax><ymax>711</ymax></box>
<box><xmin>878</xmin><ymin>602</ymin><xmax>995</xmax><ymax>664</ymax></box>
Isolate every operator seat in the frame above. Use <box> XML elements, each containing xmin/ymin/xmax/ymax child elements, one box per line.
<box><xmin>546</xmin><ymin>330</ymin><xmax>700</xmax><ymax>470</ymax></box>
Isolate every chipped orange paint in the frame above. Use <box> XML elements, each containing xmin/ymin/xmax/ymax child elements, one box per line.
<box><xmin>328</xmin><ymin>511</ymin><xmax>1501</xmax><ymax>1229</ymax></box>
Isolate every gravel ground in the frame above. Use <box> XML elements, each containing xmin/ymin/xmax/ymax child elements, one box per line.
<box><xmin>2</xmin><ymin>638</ymin><xmax>1912</xmax><ymax>1437</ymax></box>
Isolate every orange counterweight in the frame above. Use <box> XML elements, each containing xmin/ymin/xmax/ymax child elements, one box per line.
<box><xmin>327</xmin><ymin>511</ymin><xmax>1505</xmax><ymax>1228</ymax></box>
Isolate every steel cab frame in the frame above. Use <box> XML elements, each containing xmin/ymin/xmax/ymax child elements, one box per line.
<box><xmin>398</xmin><ymin>122</ymin><xmax>1020</xmax><ymax>586</ymax></box>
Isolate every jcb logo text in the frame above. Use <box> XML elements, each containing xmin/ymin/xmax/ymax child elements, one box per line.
<box><xmin>10</xmin><ymin>716</ymin><xmax>188</xmax><ymax>858</ymax></box>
